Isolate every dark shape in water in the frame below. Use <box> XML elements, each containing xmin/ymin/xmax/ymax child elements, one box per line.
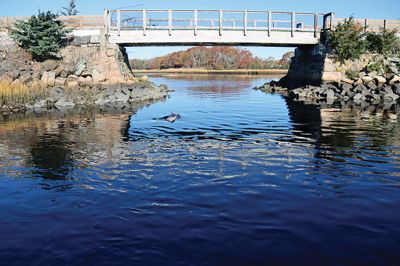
<box><xmin>155</xmin><ymin>113</ymin><xmax>181</xmax><ymax>123</ymax></box>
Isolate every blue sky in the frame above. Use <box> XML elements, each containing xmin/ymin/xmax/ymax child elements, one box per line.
<box><xmin>2</xmin><ymin>0</ymin><xmax>399</xmax><ymax>59</ymax></box>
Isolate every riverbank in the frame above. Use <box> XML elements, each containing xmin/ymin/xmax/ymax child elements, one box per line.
<box><xmin>132</xmin><ymin>68</ymin><xmax>288</xmax><ymax>75</ymax></box>
<box><xmin>0</xmin><ymin>35</ymin><xmax>169</xmax><ymax>114</ymax></box>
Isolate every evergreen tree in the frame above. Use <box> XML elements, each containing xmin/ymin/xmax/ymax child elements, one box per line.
<box><xmin>366</xmin><ymin>29</ymin><xmax>399</xmax><ymax>55</ymax></box>
<box><xmin>9</xmin><ymin>11</ymin><xmax>69</xmax><ymax>61</ymax></box>
<box><xmin>328</xmin><ymin>17</ymin><xmax>366</xmax><ymax>63</ymax></box>
<box><xmin>61</xmin><ymin>0</ymin><xmax>78</xmax><ymax>16</ymax></box>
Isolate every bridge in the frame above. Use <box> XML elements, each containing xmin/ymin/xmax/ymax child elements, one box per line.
<box><xmin>104</xmin><ymin>9</ymin><xmax>335</xmax><ymax>47</ymax></box>
<box><xmin>1</xmin><ymin>10</ymin><xmax>399</xmax><ymax>47</ymax></box>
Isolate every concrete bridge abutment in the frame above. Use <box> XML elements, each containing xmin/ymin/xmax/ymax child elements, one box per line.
<box><xmin>60</xmin><ymin>30</ymin><xmax>135</xmax><ymax>83</ymax></box>
<box><xmin>279</xmin><ymin>43</ymin><xmax>343</xmax><ymax>89</ymax></box>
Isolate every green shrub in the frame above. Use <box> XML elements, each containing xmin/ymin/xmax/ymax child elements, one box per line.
<box><xmin>366</xmin><ymin>61</ymin><xmax>384</xmax><ymax>74</ymax></box>
<box><xmin>328</xmin><ymin>17</ymin><xmax>366</xmax><ymax>63</ymax></box>
<box><xmin>9</xmin><ymin>11</ymin><xmax>69</xmax><ymax>61</ymax></box>
<box><xmin>345</xmin><ymin>69</ymin><xmax>359</xmax><ymax>80</ymax></box>
<box><xmin>366</xmin><ymin>29</ymin><xmax>399</xmax><ymax>55</ymax></box>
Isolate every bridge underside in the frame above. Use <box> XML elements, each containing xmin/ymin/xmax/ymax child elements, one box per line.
<box><xmin>108</xmin><ymin>30</ymin><xmax>320</xmax><ymax>47</ymax></box>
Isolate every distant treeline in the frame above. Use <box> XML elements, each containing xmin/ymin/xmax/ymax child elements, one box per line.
<box><xmin>130</xmin><ymin>46</ymin><xmax>293</xmax><ymax>70</ymax></box>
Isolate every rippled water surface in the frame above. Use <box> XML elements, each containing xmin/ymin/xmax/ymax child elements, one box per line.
<box><xmin>1</xmin><ymin>74</ymin><xmax>400</xmax><ymax>265</ymax></box>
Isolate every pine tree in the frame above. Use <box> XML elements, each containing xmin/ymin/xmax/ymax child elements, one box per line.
<box><xmin>9</xmin><ymin>11</ymin><xmax>70</xmax><ymax>61</ymax></box>
<box><xmin>328</xmin><ymin>17</ymin><xmax>366</xmax><ymax>63</ymax></box>
<box><xmin>61</xmin><ymin>0</ymin><xmax>78</xmax><ymax>16</ymax></box>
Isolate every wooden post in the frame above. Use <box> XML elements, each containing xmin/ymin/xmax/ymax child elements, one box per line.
<box><xmin>268</xmin><ymin>11</ymin><xmax>272</xmax><ymax>36</ymax></box>
<box><xmin>384</xmin><ymin>19</ymin><xmax>387</xmax><ymax>30</ymax></box>
<box><xmin>314</xmin><ymin>13</ymin><xmax>318</xmax><ymax>38</ymax></box>
<box><xmin>143</xmin><ymin>10</ymin><xmax>147</xmax><ymax>36</ymax></box>
<box><xmin>365</xmin><ymin>19</ymin><xmax>368</xmax><ymax>32</ymax></box>
<box><xmin>219</xmin><ymin>10</ymin><xmax>223</xmax><ymax>36</ymax></box>
<box><xmin>291</xmin><ymin>12</ymin><xmax>295</xmax><ymax>37</ymax></box>
<box><xmin>103</xmin><ymin>9</ymin><xmax>108</xmax><ymax>32</ymax></box>
<box><xmin>194</xmin><ymin>10</ymin><xmax>198</xmax><ymax>36</ymax></box>
<box><xmin>244</xmin><ymin>11</ymin><xmax>248</xmax><ymax>36</ymax></box>
<box><xmin>117</xmin><ymin>10</ymin><xmax>121</xmax><ymax>36</ymax></box>
<box><xmin>168</xmin><ymin>9</ymin><xmax>172</xmax><ymax>36</ymax></box>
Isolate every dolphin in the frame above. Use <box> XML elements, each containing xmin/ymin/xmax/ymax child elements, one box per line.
<box><xmin>155</xmin><ymin>113</ymin><xmax>181</xmax><ymax>123</ymax></box>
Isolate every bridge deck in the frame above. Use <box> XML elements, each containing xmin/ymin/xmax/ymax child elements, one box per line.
<box><xmin>106</xmin><ymin>9</ymin><xmax>333</xmax><ymax>46</ymax></box>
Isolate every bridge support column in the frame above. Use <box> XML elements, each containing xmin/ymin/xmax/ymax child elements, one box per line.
<box><xmin>279</xmin><ymin>44</ymin><xmax>342</xmax><ymax>89</ymax></box>
<box><xmin>61</xmin><ymin>30</ymin><xmax>135</xmax><ymax>83</ymax></box>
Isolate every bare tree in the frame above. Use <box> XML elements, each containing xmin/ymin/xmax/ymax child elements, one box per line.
<box><xmin>61</xmin><ymin>0</ymin><xmax>78</xmax><ymax>16</ymax></box>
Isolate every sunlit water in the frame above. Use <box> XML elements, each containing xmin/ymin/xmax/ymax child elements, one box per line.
<box><xmin>0</xmin><ymin>74</ymin><xmax>399</xmax><ymax>265</ymax></box>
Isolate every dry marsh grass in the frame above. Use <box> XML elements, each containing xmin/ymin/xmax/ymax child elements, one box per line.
<box><xmin>0</xmin><ymin>82</ymin><xmax>48</xmax><ymax>107</ymax></box>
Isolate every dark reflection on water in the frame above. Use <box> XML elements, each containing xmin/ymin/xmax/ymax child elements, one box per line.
<box><xmin>0</xmin><ymin>74</ymin><xmax>400</xmax><ymax>265</ymax></box>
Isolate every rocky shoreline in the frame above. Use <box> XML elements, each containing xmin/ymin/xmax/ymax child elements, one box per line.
<box><xmin>0</xmin><ymin>34</ymin><xmax>170</xmax><ymax>114</ymax></box>
<box><xmin>255</xmin><ymin>76</ymin><xmax>400</xmax><ymax>119</ymax></box>
<box><xmin>255</xmin><ymin>52</ymin><xmax>400</xmax><ymax>119</ymax></box>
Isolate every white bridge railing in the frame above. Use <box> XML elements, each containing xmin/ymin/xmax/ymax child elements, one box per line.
<box><xmin>105</xmin><ymin>9</ymin><xmax>335</xmax><ymax>37</ymax></box>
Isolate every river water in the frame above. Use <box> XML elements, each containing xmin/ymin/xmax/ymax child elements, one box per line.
<box><xmin>0</xmin><ymin>74</ymin><xmax>399</xmax><ymax>265</ymax></box>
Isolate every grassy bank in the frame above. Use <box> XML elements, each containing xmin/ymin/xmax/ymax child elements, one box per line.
<box><xmin>0</xmin><ymin>82</ymin><xmax>48</xmax><ymax>108</ymax></box>
<box><xmin>131</xmin><ymin>68</ymin><xmax>288</xmax><ymax>75</ymax></box>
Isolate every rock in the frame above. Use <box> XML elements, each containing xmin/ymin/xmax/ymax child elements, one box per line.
<box><xmin>389</xmin><ymin>75</ymin><xmax>400</xmax><ymax>85</ymax></box>
<box><xmin>387</xmin><ymin>57</ymin><xmax>400</xmax><ymax>63</ymax></box>
<box><xmin>18</xmin><ymin>71</ymin><xmax>32</xmax><ymax>84</ymax></box>
<box><xmin>49</xmin><ymin>87</ymin><xmax>64</xmax><ymax>100</ymax></box>
<box><xmin>33</xmin><ymin>100</ymin><xmax>47</xmax><ymax>109</ymax></box>
<box><xmin>375</xmin><ymin>76</ymin><xmax>387</xmax><ymax>84</ymax></box>
<box><xmin>361</xmin><ymin>76</ymin><xmax>373</xmax><ymax>84</ymax></box>
<box><xmin>139</xmin><ymin>75</ymin><xmax>149</xmax><ymax>82</ymax></box>
<box><xmin>74</xmin><ymin>36</ymin><xmax>91</xmax><ymax>45</ymax></box>
<box><xmin>366</xmin><ymin>81</ymin><xmax>377</xmax><ymax>90</ymax></box>
<box><xmin>393</xmin><ymin>83</ymin><xmax>400</xmax><ymax>94</ymax></box>
<box><xmin>322</xmin><ymin>72</ymin><xmax>343</xmax><ymax>82</ymax></box>
<box><xmin>41</xmin><ymin>71</ymin><xmax>56</xmax><ymax>86</ymax></box>
<box><xmin>90</xmin><ymin>35</ymin><xmax>100</xmax><ymax>44</ymax></box>
<box><xmin>54</xmin><ymin>65</ymin><xmax>65</xmax><ymax>77</ymax></box>
<box><xmin>354</xmin><ymin>78</ymin><xmax>363</xmax><ymax>84</ymax></box>
<box><xmin>103</xmin><ymin>87</ymin><xmax>115</xmax><ymax>96</ymax></box>
<box><xmin>6</xmin><ymin>69</ymin><xmax>19</xmax><ymax>79</ymax></box>
<box><xmin>92</xmin><ymin>69</ymin><xmax>106</xmax><ymax>83</ymax></box>
<box><xmin>106</xmin><ymin>48</ymin><xmax>115</xmax><ymax>57</ymax></box>
<box><xmin>114</xmin><ymin>92</ymin><xmax>130</xmax><ymax>102</ymax></box>
<box><xmin>66</xmin><ymin>75</ymin><xmax>79</xmax><ymax>87</ymax></box>
<box><xmin>388</xmin><ymin>65</ymin><xmax>399</xmax><ymax>75</ymax></box>
<box><xmin>342</xmin><ymin>77</ymin><xmax>353</xmax><ymax>84</ymax></box>
<box><xmin>383</xmin><ymin>93</ymin><xmax>399</xmax><ymax>102</ymax></box>
<box><xmin>78</xmin><ymin>76</ymin><xmax>92</xmax><ymax>85</ymax></box>
<box><xmin>121</xmin><ymin>86</ymin><xmax>131</xmax><ymax>95</ymax></box>
<box><xmin>353</xmin><ymin>93</ymin><xmax>363</xmax><ymax>101</ymax></box>
<box><xmin>74</xmin><ymin>59</ymin><xmax>87</xmax><ymax>76</ymax></box>
<box><xmin>42</xmin><ymin>61</ymin><xmax>59</xmax><ymax>71</ymax></box>
<box><xmin>55</xmin><ymin>77</ymin><xmax>66</xmax><ymax>86</ymax></box>
<box><xmin>55</xmin><ymin>98</ymin><xmax>75</xmax><ymax>109</ymax></box>
<box><xmin>67</xmin><ymin>81</ymin><xmax>78</xmax><ymax>87</ymax></box>
<box><xmin>324</xmin><ymin>89</ymin><xmax>335</xmax><ymax>99</ymax></box>
<box><xmin>368</xmin><ymin>71</ymin><xmax>378</xmax><ymax>78</ymax></box>
<box><xmin>80</xmin><ymin>69</ymin><xmax>92</xmax><ymax>78</ymax></box>
<box><xmin>358</xmin><ymin>72</ymin><xmax>367</xmax><ymax>78</ymax></box>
